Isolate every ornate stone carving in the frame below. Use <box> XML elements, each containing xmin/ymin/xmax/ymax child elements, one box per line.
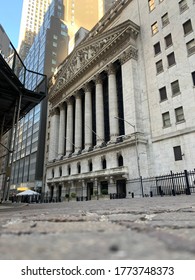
<box><xmin>49</xmin><ymin>20</ymin><xmax>140</xmax><ymax>103</ymax></box>
<box><xmin>120</xmin><ymin>46</ymin><xmax>138</xmax><ymax>64</ymax></box>
<box><xmin>107</xmin><ymin>63</ymin><xmax>116</xmax><ymax>75</ymax></box>
<box><xmin>94</xmin><ymin>74</ymin><xmax>103</xmax><ymax>85</ymax></box>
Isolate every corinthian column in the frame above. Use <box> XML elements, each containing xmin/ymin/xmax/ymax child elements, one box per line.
<box><xmin>95</xmin><ymin>74</ymin><xmax>104</xmax><ymax>146</ymax></box>
<box><xmin>84</xmin><ymin>83</ymin><xmax>92</xmax><ymax>150</ymax></box>
<box><xmin>107</xmin><ymin>63</ymin><xmax>119</xmax><ymax>142</ymax></box>
<box><xmin>48</xmin><ymin>108</ymin><xmax>60</xmax><ymax>161</ymax></box>
<box><xmin>58</xmin><ymin>103</ymin><xmax>66</xmax><ymax>158</ymax></box>
<box><xmin>66</xmin><ymin>98</ymin><xmax>74</xmax><ymax>155</ymax></box>
<box><xmin>74</xmin><ymin>92</ymin><xmax>82</xmax><ymax>153</ymax></box>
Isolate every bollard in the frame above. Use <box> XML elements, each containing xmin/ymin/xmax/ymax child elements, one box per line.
<box><xmin>132</xmin><ymin>192</ymin><xmax>134</xmax><ymax>198</ymax></box>
<box><xmin>172</xmin><ymin>189</ymin><xmax>176</xmax><ymax>196</ymax></box>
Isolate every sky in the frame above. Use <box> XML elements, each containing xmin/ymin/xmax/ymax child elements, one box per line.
<box><xmin>0</xmin><ymin>0</ymin><xmax>23</xmax><ymax>48</ymax></box>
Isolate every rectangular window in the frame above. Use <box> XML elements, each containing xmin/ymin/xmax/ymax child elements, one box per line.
<box><xmin>52</xmin><ymin>42</ymin><xmax>57</xmax><ymax>47</ymax></box>
<box><xmin>148</xmin><ymin>0</ymin><xmax>155</xmax><ymax>12</ymax></box>
<box><xmin>175</xmin><ymin>106</ymin><xmax>185</xmax><ymax>123</ymax></box>
<box><xmin>167</xmin><ymin>52</ymin><xmax>176</xmax><ymax>67</ymax></box>
<box><xmin>179</xmin><ymin>0</ymin><xmax>188</xmax><ymax>13</ymax></box>
<box><xmin>186</xmin><ymin>39</ymin><xmax>195</xmax><ymax>56</ymax></box>
<box><xmin>173</xmin><ymin>146</ymin><xmax>183</xmax><ymax>161</ymax></box>
<box><xmin>159</xmin><ymin>86</ymin><xmax>167</xmax><ymax>101</ymax></box>
<box><xmin>162</xmin><ymin>13</ymin><xmax>169</xmax><ymax>27</ymax></box>
<box><xmin>183</xmin><ymin>20</ymin><xmax>193</xmax><ymax>35</ymax></box>
<box><xmin>156</xmin><ymin>60</ymin><xmax>163</xmax><ymax>74</ymax></box>
<box><xmin>151</xmin><ymin>22</ymin><xmax>158</xmax><ymax>35</ymax></box>
<box><xmin>192</xmin><ymin>71</ymin><xmax>195</xmax><ymax>86</ymax></box>
<box><xmin>171</xmin><ymin>80</ymin><xmax>180</xmax><ymax>96</ymax></box>
<box><xmin>164</xmin><ymin>33</ymin><xmax>173</xmax><ymax>48</ymax></box>
<box><xmin>154</xmin><ymin>42</ymin><xmax>161</xmax><ymax>55</ymax></box>
<box><xmin>162</xmin><ymin>112</ymin><xmax>171</xmax><ymax>127</ymax></box>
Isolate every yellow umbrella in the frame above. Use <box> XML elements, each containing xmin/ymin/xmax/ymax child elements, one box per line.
<box><xmin>17</xmin><ymin>187</ymin><xmax>29</xmax><ymax>191</ymax></box>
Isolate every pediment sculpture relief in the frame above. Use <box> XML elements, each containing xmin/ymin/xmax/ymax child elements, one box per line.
<box><xmin>50</xmin><ymin>20</ymin><xmax>140</xmax><ymax>98</ymax></box>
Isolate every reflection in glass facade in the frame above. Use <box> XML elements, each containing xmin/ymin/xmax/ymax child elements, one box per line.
<box><xmin>10</xmin><ymin>0</ymin><xmax>69</xmax><ymax>191</ymax></box>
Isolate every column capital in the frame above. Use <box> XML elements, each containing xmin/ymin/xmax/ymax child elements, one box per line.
<box><xmin>66</xmin><ymin>96</ymin><xmax>74</xmax><ymax>105</ymax></box>
<box><xmin>94</xmin><ymin>74</ymin><xmax>103</xmax><ymax>85</ymax></box>
<box><xmin>119</xmin><ymin>46</ymin><xmax>138</xmax><ymax>65</ymax></box>
<box><xmin>59</xmin><ymin>102</ymin><xmax>65</xmax><ymax>110</ymax></box>
<box><xmin>50</xmin><ymin>107</ymin><xmax>59</xmax><ymax>117</ymax></box>
<box><xmin>83</xmin><ymin>82</ymin><xmax>92</xmax><ymax>92</ymax></box>
<box><xmin>74</xmin><ymin>91</ymin><xmax>82</xmax><ymax>100</ymax></box>
<box><xmin>106</xmin><ymin>63</ymin><xmax>116</xmax><ymax>75</ymax></box>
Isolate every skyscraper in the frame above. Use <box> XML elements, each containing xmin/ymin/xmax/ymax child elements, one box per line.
<box><xmin>18</xmin><ymin>0</ymin><xmax>52</xmax><ymax>61</ymax></box>
<box><xmin>10</xmin><ymin>0</ymin><xmax>112</xmax><ymax>194</ymax></box>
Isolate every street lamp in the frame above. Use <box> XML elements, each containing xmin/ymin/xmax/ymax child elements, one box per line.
<box><xmin>114</xmin><ymin>116</ymin><xmax>144</xmax><ymax>197</ymax></box>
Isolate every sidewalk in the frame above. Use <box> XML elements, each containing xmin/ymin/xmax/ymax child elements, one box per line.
<box><xmin>0</xmin><ymin>195</ymin><xmax>195</xmax><ymax>259</ymax></box>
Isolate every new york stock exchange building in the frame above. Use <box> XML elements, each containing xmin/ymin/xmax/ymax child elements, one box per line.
<box><xmin>44</xmin><ymin>0</ymin><xmax>195</xmax><ymax>201</ymax></box>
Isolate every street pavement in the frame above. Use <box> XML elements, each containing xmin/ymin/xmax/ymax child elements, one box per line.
<box><xmin>0</xmin><ymin>195</ymin><xmax>195</xmax><ymax>260</ymax></box>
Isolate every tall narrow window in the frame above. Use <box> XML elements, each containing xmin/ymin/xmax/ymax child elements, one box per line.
<box><xmin>154</xmin><ymin>42</ymin><xmax>161</xmax><ymax>55</ymax></box>
<box><xmin>161</xmin><ymin>13</ymin><xmax>169</xmax><ymax>27</ymax></box>
<box><xmin>173</xmin><ymin>146</ymin><xmax>183</xmax><ymax>161</ymax></box>
<box><xmin>179</xmin><ymin>0</ymin><xmax>188</xmax><ymax>13</ymax></box>
<box><xmin>186</xmin><ymin>39</ymin><xmax>195</xmax><ymax>56</ymax></box>
<box><xmin>192</xmin><ymin>71</ymin><xmax>195</xmax><ymax>86</ymax></box>
<box><xmin>162</xmin><ymin>112</ymin><xmax>171</xmax><ymax>128</ymax></box>
<box><xmin>151</xmin><ymin>22</ymin><xmax>158</xmax><ymax>35</ymax></box>
<box><xmin>159</xmin><ymin>86</ymin><xmax>167</xmax><ymax>101</ymax></box>
<box><xmin>164</xmin><ymin>33</ymin><xmax>173</xmax><ymax>48</ymax></box>
<box><xmin>183</xmin><ymin>20</ymin><xmax>193</xmax><ymax>35</ymax></box>
<box><xmin>156</xmin><ymin>60</ymin><xmax>163</xmax><ymax>74</ymax></box>
<box><xmin>148</xmin><ymin>0</ymin><xmax>155</xmax><ymax>12</ymax></box>
<box><xmin>171</xmin><ymin>80</ymin><xmax>180</xmax><ymax>96</ymax></box>
<box><xmin>167</xmin><ymin>52</ymin><xmax>176</xmax><ymax>67</ymax></box>
<box><xmin>175</xmin><ymin>106</ymin><xmax>185</xmax><ymax>123</ymax></box>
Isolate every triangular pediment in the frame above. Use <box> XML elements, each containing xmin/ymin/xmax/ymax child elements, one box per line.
<box><xmin>49</xmin><ymin>20</ymin><xmax>139</xmax><ymax>99</ymax></box>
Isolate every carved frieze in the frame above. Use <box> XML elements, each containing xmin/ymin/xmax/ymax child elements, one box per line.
<box><xmin>49</xmin><ymin>19</ymin><xmax>140</xmax><ymax>104</ymax></box>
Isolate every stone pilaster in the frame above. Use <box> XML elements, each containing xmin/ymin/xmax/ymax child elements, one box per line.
<box><xmin>66</xmin><ymin>98</ymin><xmax>74</xmax><ymax>155</ymax></box>
<box><xmin>95</xmin><ymin>74</ymin><xmax>104</xmax><ymax>146</ymax></box>
<box><xmin>120</xmin><ymin>48</ymin><xmax>140</xmax><ymax>135</ymax></box>
<box><xmin>58</xmin><ymin>103</ymin><xmax>66</xmax><ymax>158</ymax></box>
<box><xmin>107</xmin><ymin>64</ymin><xmax>119</xmax><ymax>142</ymax></box>
<box><xmin>74</xmin><ymin>92</ymin><xmax>82</xmax><ymax>153</ymax></box>
<box><xmin>48</xmin><ymin>108</ymin><xmax>60</xmax><ymax>161</ymax></box>
<box><xmin>84</xmin><ymin>83</ymin><xmax>92</xmax><ymax>150</ymax></box>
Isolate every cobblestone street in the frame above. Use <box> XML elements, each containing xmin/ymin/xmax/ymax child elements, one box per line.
<box><xmin>0</xmin><ymin>195</ymin><xmax>195</xmax><ymax>260</ymax></box>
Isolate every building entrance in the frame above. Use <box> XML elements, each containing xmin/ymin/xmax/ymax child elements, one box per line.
<box><xmin>116</xmin><ymin>179</ymin><xmax>126</xmax><ymax>198</ymax></box>
<box><xmin>87</xmin><ymin>182</ymin><xmax>93</xmax><ymax>200</ymax></box>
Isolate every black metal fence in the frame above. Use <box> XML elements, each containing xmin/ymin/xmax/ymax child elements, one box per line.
<box><xmin>144</xmin><ymin>169</ymin><xmax>195</xmax><ymax>197</ymax></box>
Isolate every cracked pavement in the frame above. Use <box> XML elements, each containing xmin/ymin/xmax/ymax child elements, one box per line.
<box><xmin>0</xmin><ymin>196</ymin><xmax>195</xmax><ymax>259</ymax></box>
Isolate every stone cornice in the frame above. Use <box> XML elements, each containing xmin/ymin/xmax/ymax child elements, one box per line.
<box><xmin>46</xmin><ymin>134</ymin><xmax>147</xmax><ymax>168</ymax></box>
<box><xmin>49</xmin><ymin>20</ymin><xmax>140</xmax><ymax>105</ymax></box>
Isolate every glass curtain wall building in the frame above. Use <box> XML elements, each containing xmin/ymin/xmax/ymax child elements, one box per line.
<box><xmin>10</xmin><ymin>0</ymin><xmax>112</xmax><ymax>193</ymax></box>
<box><xmin>10</xmin><ymin>0</ymin><xmax>69</xmax><ymax>192</ymax></box>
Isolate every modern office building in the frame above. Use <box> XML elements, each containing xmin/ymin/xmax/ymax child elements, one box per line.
<box><xmin>9</xmin><ymin>0</ymin><xmax>112</xmax><ymax>193</ymax></box>
<box><xmin>9</xmin><ymin>0</ymin><xmax>69</xmax><ymax>193</ymax></box>
<box><xmin>18</xmin><ymin>0</ymin><xmax>52</xmax><ymax>61</ymax></box>
<box><xmin>45</xmin><ymin>0</ymin><xmax>195</xmax><ymax>201</ymax></box>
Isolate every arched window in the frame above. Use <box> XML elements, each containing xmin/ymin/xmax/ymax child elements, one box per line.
<box><xmin>118</xmin><ymin>154</ymin><xmax>124</xmax><ymax>167</ymax></box>
<box><xmin>102</xmin><ymin>158</ymin><xmax>107</xmax><ymax>169</ymax></box>
<box><xmin>68</xmin><ymin>165</ymin><xmax>71</xmax><ymax>175</ymax></box>
<box><xmin>77</xmin><ymin>162</ymin><xmax>81</xmax><ymax>174</ymax></box>
<box><xmin>59</xmin><ymin>166</ymin><xmax>62</xmax><ymax>177</ymax></box>
<box><xmin>89</xmin><ymin>160</ymin><xmax>93</xmax><ymax>172</ymax></box>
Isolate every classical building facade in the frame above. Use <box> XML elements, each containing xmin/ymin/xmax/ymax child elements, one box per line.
<box><xmin>45</xmin><ymin>0</ymin><xmax>195</xmax><ymax>200</ymax></box>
